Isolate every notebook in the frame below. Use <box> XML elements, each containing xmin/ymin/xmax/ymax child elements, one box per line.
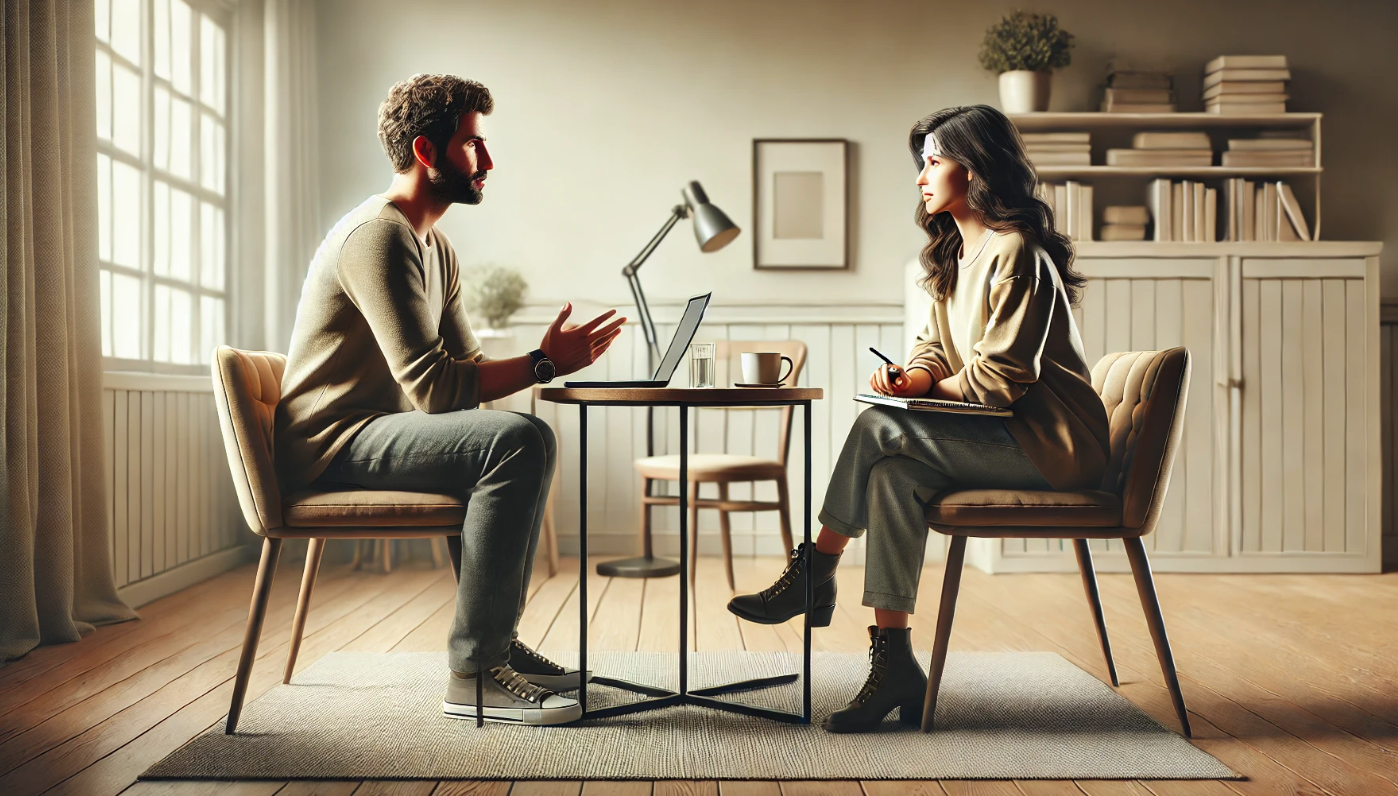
<box><xmin>854</xmin><ymin>393</ymin><xmax>1013</xmax><ymax>417</ymax></box>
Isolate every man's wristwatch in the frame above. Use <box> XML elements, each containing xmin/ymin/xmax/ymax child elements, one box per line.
<box><xmin>529</xmin><ymin>349</ymin><xmax>555</xmax><ymax>384</ymax></box>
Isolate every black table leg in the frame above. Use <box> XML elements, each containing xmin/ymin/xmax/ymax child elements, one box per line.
<box><xmin>679</xmin><ymin>405</ymin><xmax>689</xmax><ymax>696</ymax></box>
<box><xmin>578</xmin><ymin>404</ymin><xmax>588</xmax><ymax>714</ymax></box>
<box><xmin>803</xmin><ymin>400</ymin><xmax>812</xmax><ymax>723</ymax></box>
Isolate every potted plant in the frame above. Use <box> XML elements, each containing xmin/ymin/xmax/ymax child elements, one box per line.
<box><xmin>463</xmin><ymin>265</ymin><xmax>528</xmax><ymax>333</ymax></box>
<box><xmin>979</xmin><ymin>10</ymin><xmax>1074</xmax><ymax>114</ymax></box>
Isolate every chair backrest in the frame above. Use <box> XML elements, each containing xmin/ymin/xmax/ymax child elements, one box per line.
<box><xmin>713</xmin><ymin>340</ymin><xmax>808</xmax><ymax>467</ymax></box>
<box><xmin>211</xmin><ymin>346</ymin><xmax>288</xmax><ymax>536</ymax></box>
<box><xmin>1091</xmin><ymin>347</ymin><xmax>1191</xmax><ymax>531</ymax></box>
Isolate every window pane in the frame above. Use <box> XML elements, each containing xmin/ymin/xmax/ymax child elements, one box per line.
<box><xmin>153</xmin><ymin>85</ymin><xmax>170</xmax><ymax>171</ymax></box>
<box><xmin>170</xmin><ymin>96</ymin><xmax>191</xmax><ymax>179</ymax></box>
<box><xmin>153</xmin><ymin>284</ymin><xmax>193</xmax><ymax>364</ymax></box>
<box><xmin>95</xmin><ymin>0</ymin><xmax>110</xmax><ymax>43</ymax></box>
<box><xmin>153</xmin><ymin>181</ymin><xmax>169</xmax><ymax>276</ymax></box>
<box><xmin>200</xmin><ymin>296</ymin><xmax>224</xmax><ymax>364</ymax></box>
<box><xmin>200</xmin><ymin>114</ymin><xmax>225</xmax><ymax>194</ymax></box>
<box><xmin>110</xmin><ymin>0</ymin><xmax>140</xmax><ymax>65</ymax></box>
<box><xmin>200</xmin><ymin>202</ymin><xmax>225</xmax><ymax>289</ymax></box>
<box><xmin>95</xmin><ymin>50</ymin><xmax>111</xmax><ymax>141</ymax></box>
<box><xmin>199</xmin><ymin>16</ymin><xmax>226</xmax><ymax>115</ymax></box>
<box><xmin>154</xmin><ymin>0</ymin><xmax>170</xmax><ymax>80</ymax></box>
<box><xmin>170</xmin><ymin>186</ymin><xmax>192</xmax><ymax>281</ymax></box>
<box><xmin>97</xmin><ymin>154</ymin><xmax>112</xmax><ymax>262</ymax></box>
<box><xmin>100</xmin><ymin>269</ymin><xmax>113</xmax><ymax>357</ymax></box>
<box><xmin>111</xmin><ymin>159</ymin><xmax>141</xmax><ymax>269</ymax></box>
<box><xmin>112</xmin><ymin>63</ymin><xmax>141</xmax><ymax>156</ymax></box>
<box><xmin>170</xmin><ymin>0</ymin><xmax>192</xmax><ymax>95</ymax></box>
<box><xmin>112</xmin><ymin>272</ymin><xmax>142</xmax><ymax>359</ymax></box>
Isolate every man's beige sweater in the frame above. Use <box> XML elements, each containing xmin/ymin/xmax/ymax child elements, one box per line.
<box><xmin>905</xmin><ymin>230</ymin><xmax>1111</xmax><ymax>491</ymax></box>
<box><xmin>274</xmin><ymin>196</ymin><xmax>483</xmax><ymax>493</ymax></box>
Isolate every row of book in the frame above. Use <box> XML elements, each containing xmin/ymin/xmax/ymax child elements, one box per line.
<box><xmin>1205</xmin><ymin>55</ymin><xmax>1290</xmax><ymax>115</ymax></box>
<box><xmin>1220</xmin><ymin>132</ymin><xmax>1314</xmax><ymax>167</ymax></box>
<box><xmin>1101</xmin><ymin>64</ymin><xmax>1175</xmax><ymax>113</ymax></box>
<box><xmin>1035</xmin><ymin>181</ymin><xmax>1094</xmax><ymax>241</ymax></box>
<box><xmin>1106</xmin><ymin>131</ymin><xmax>1211</xmax><ymax>167</ymax></box>
<box><xmin>1022</xmin><ymin>131</ymin><xmax>1091</xmax><ymax>166</ymax></box>
<box><xmin>1219</xmin><ymin>178</ymin><xmax>1312</xmax><ymax>241</ymax></box>
<box><xmin>1146</xmin><ymin>179</ymin><xmax>1218</xmax><ymax>242</ymax></box>
<box><xmin>1100</xmin><ymin>206</ymin><xmax>1150</xmax><ymax>241</ymax></box>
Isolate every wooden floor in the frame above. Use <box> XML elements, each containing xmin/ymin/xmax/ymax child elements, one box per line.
<box><xmin>3</xmin><ymin>550</ymin><xmax>1398</xmax><ymax>796</ymax></box>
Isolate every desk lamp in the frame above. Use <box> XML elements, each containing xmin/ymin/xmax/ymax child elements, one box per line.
<box><xmin>598</xmin><ymin>180</ymin><xmax>740</xmax><ymax>579</ymax></box>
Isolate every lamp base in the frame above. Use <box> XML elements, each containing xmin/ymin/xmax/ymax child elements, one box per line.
<box><xmin>596</xmin><ymin>555</ymin><xmax>682</xmax><ymax>578</ymax></box>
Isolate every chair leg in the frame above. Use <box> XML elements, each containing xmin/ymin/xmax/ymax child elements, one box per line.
<box><xmin>688</xmin><ymin>481</ymin><xmax>700</xmax><ymax>587</ymax></box>
<box><xmin>1123</xmin><ymin>536</ymin><xmax>1192</xmax><ymax>737</ymax></box>
<box><xmin>640</xmin><ymin>478</ymin><xmax>654</xmax><ymax>559</ymax></box>
<box><xmin>717</xmin><ymin>483</ymin><xmax>734</xmax><ymax>591</ymax></box>
<box><xmin>921</xmin><ymin>535</ymin><xmax>967</xmax><ymax>732</ymax></box>
<box><xmin>227</xmin><ymin>537</ymin><xmax>282</xmax><ymax>734</ymax></box>
<box><xmin>447</xmin><ymin>535</ymin><xmax>463</xmax><ymax>584</ymax></box>
<box><xmin>283</xmin><ymin>538</ymin><xmax>325</xmax><ymax>684</ymax></box>
<box><xmin>775</xmin><ymin>477</ymin><xmax>795</xmax><ymax>553</ymax></box>
<box><xmin>1073</xmin><ymin>538</ymin><xmax>1119</xmax><ymax>687</ymax></box>
<box><xmin>429</xmin><ymin>537</ymin><xmax>447</xmax><ymax>569</ymax></box>
<box><xmin>348</xmin><ymin>540</ymin><xmax>364</xmax><ymax>571</ymax></box>
<box><xmin>382</xmin><ymin>539</ymin><xmax>393</xmax><ymax>574</ymax></box>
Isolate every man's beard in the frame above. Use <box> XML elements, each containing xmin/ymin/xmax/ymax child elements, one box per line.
<box><xmin>428</xmin><ymin>159</ymin><xmax>486</xmax><ymax>205</ymax></box>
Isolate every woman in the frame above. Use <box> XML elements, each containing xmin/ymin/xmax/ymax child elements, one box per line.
<box><xmin>727</xmin><ymin>105</ymin><xmax>1111</xmax><ymax>733</ymax></box>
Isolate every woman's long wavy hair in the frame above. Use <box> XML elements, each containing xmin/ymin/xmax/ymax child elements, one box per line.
<box><xmin>909</xmin><ymin>105</ymin><xmax>1085</xmax><ymax>306</ymax></box>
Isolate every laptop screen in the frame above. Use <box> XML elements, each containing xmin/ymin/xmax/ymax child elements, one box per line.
<box><xmin>651</xmin><ymin>293</ymin><xmax>712</xmax><ymax>382</ymax></box>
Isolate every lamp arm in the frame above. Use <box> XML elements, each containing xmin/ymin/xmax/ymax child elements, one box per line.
<box><xmin>621</xmin><ymin>204</ymin><xmax>688</xmax><ymax>368</ymax></box>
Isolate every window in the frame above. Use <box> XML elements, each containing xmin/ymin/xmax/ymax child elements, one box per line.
<box><xmin>95</xmin><ymin>0</ymin><xmax>229</xmax><ymax>368</ymax></box>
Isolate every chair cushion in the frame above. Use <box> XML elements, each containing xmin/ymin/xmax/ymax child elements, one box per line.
<box><xmin>926</xmin><ymin>489</ymin><xmax>1122</xmax><ymax>527</ymax></box>
<box><xmin>284</xmin><ymin>490</ymin><xmax>466</xmax><ymax>528</ymax></box>
<box><xmin>634</xmin><ymin>454</ymin><xmax>785</xmax><ymax>482</ymax></box>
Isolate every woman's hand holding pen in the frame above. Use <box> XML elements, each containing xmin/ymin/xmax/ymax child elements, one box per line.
<box><xmin>868</xmin><ymin>363</ymin><xmax>932</xmax><ymax>397</ymax></box>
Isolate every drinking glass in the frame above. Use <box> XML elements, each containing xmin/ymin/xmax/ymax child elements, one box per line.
<box><xmin>689</xmin><ymin>342</ymin><xmax>715</xmax><ymax>388</ymax></box>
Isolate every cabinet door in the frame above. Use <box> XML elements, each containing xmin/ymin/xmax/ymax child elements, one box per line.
<box><xmin>1238</xmin><ymin>263</ymin><xmax>1367</xmax><ymax>558</ymax></box>
<box><xmin>1070</xmin><ymin>260</ymin><xmax>1221</xmax><ymax>559</ymax></box>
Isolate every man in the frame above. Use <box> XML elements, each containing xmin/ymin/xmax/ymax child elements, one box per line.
<box><xmin>275</xmin><ymin>74</ymin><xmax>624</xmax><ymax>726</ymax></box>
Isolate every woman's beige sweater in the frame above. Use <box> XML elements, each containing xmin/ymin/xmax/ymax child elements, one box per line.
<box><xmin>905</xmin><ymin>230</ymin><xmax>1110</xmax><ymax>491</ymax></box>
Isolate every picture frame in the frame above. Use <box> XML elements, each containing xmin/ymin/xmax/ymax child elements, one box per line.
<box><xmin>751</xmin><ymin>138</ymin><xmax>849</xmax><ymax>270</ymax></box>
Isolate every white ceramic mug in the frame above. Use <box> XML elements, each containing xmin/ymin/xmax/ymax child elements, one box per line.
<box><xmin>740</xmin><ymin>352</ymin><xmax>793</xmax><ymax>385</ymax></box>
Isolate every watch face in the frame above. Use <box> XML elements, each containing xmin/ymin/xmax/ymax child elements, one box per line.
<box><xmin>536</xmin><ymin>358</ymin><xmax>556</xmax><ymax>383</ymax></box>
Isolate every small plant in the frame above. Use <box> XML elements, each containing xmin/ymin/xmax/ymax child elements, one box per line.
<box><xmin>463</xmin><ymin>266</ymin><xmax>528</xmax><ymax>330</ymax></box>
<box><xmin>978</xmin><ymin>10</ymin><xmax>1074</xmax><ymax>74</ymax></box>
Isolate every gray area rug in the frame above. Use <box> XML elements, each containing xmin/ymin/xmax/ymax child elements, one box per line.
<box><xmin>143</xmin><ymin>650</ymin><xmax>1235</xmax><ymax>781</ymax></box>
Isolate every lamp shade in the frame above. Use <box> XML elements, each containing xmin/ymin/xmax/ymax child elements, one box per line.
<box><xmin>683</xmin><ymin>181</ymin><xmax>741</xmax><ymax>253</ymax></box>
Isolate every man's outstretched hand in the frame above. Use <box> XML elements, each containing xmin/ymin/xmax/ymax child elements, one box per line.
<box><xmin>540</xmin><ymin>303</ymin><xmax>627</xmax><ymax>376</ymax></box>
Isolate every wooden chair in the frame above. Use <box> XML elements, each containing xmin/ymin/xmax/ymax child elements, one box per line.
<box><xmin>633</xmin><ymin>340</ymin><xmax>807</xmax><ymax>591</ymax></box>
<box><xmin>920</xmin><ymin>347</ymin><xmax>1194</xmax><ymax>737</ymax></box>
<box><xmin>212</xmin><ymin>346</ymin><xmax>547</xmax><ymax>733</ymax></box>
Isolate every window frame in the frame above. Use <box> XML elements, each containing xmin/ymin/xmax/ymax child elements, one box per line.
<box><xmin>96</xmin><ymin>0</ymin><xmax>235</xmax><ymax>375</ymax></box>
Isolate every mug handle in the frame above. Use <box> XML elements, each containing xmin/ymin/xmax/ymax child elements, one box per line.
<box><xmin>779</xmin><ymin>356</ymin><xmax>794</xmax><ymax>384</ymax></box>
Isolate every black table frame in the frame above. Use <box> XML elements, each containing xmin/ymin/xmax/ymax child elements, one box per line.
<box><xmin>570</xmin><ymin>398</ymin><xmax>814</xmax><ymax>724</ymax></box>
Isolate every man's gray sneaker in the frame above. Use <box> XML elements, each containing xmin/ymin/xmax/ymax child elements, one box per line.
<box><xmin>442</xmin><ymin>665</ymin><xmax>582</xmax><ymax>725</ymax></box>
<box><xmin>508</xmin><ymin>639</ymin><xmax>592</xmax><ymax>691</ymax></box>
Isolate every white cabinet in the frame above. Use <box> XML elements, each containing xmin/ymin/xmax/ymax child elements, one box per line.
<box><xmin>906</xmin><ymin>241</ymin><xmax>1383</xmax><ymax>573</ymax></box>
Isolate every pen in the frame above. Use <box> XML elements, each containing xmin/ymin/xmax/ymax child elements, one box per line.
<box><xmin>869</xmin><ymin>346</ymin><xmax>906</xmax><ymax>387</ymax></box>
<box><xmin>869</xmin><ymin>346</ymin><xmax>897</xmax><ymax>367</ymax></box>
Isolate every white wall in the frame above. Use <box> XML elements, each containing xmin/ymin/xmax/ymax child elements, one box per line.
<box><xmin>314</xmin><ymin>0</ymin><xmax>1398</xmax><ymax>308</ymax></box>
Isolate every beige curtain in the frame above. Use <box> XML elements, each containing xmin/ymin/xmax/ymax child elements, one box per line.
<box><xmin>1</xmin><ymin>0</ymin><xmax>137</xmax><ymax>662</ymax></box>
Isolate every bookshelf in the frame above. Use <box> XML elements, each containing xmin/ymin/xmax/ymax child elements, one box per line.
<box><xmin>1009</xmin><ymin>112</ymin><xmax>1323</xmax><ymax>239</ymax></box>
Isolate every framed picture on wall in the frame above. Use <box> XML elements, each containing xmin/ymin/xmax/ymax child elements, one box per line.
<box><xmin>752</xmin><ymin>138</ymin><xmax>849</xmax><ymax>270</ymax></box>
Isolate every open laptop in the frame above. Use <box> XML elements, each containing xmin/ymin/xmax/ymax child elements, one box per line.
<box><xmin>565</xmin><ymin>292</ymin><xmax>712</xmax><ymax>388</ymax></box>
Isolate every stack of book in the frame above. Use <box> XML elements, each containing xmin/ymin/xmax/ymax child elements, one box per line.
<box><xmin>1036</xmin><ymin>180</ymin><xmax>1094</xmax><ymax>240</ymax></box>
<box><xmin>1146</xmin><ymin>178</ymin><xmax>1217</xmax><ymax>242</ymax></box>
<box><xmin>1220</xmin><ymin>178</ymin><xmax>1311</xmax><ymax>241</ymax></box>
<box><xmin>1100</xmin><ymin>206</ymin><xmax>1149</xmax><ymax>241</ymax></box>
<box><xmin>1106</xmin><ymin>131</ymin><xmax>1213</xmax><ymax>167</ymax></box>
<box><xmin>1021</xmin><ymin>132</ymin><xmax>1091</xmax><ymax>166</ymax></box>
<box><xmin>1101</xmin><ymin>65</ymin><xmax>1175</xmax><ymax>112</ymax></box>
<box><xmin>1220</xmin><ymin>132</ymin><xmax>1314</xmax><ymax>168</ymax></box>
<box><xmin>1203</xmin><ymin>55</ymin><xmax>1290</xmax><ymax>114</ymax></box>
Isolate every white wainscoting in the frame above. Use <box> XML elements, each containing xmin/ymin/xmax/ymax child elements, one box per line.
<box><xmin>103</xmin><ymin>372</ymin><xmax>253</xmax><ymax>607</ymax></box>
<box><xmin>498</xmin><ymin>302</ymin><xmax>906</xmax><ymax>567</ymax></box>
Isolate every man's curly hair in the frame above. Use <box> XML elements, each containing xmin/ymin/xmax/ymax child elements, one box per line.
<box><xmin>377</xmin><ymin>74</ymin><xmax>494</xmax><ymax>173</ymax></box>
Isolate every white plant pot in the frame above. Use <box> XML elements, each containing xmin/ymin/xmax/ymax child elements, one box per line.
<box><xmin>998</xmin><ymin>70</ymin><xmax>1052</xmax><ymax>113</ymax></box>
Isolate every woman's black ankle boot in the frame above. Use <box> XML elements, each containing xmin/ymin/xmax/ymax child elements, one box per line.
<box><xmin>726</xmin><ymin>542</ymin><xmax>841</xmax><ymax>627</ymax></box>
<box><xmin>822</xmin><ymin>625</ymin><xmax>928</xmax><ymax>733</ymax></box>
